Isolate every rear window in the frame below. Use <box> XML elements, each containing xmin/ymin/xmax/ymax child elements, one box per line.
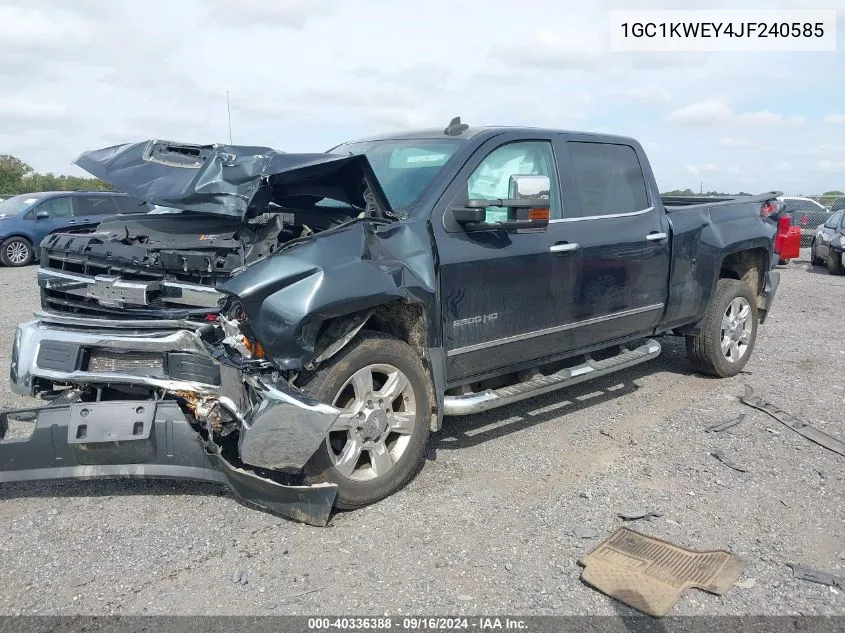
<box><xmin>567</xmin><ymin>142</ymin><xmax>650</xmax><ymax>217</ymax></box>
<box><xmin>72</xmin><ymin>195</ymin><xmax>120</xmax><ymax>216</ymax></box>
<box><xmin>114</xmin><ymin>196</ymin><xmax>149</xmax><ymax>214</ymax></box>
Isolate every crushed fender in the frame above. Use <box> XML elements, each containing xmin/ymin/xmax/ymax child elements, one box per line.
<box><xmin>740</xmin><ymin>385</ymin><xmax>845</xmax><ymax>457</ymax></box>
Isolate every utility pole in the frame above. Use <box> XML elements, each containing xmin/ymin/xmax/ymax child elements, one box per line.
<box><xmin>226</xmin><ymin>90</ymin><xmax>233</xmax><ymax>144</ymax></box>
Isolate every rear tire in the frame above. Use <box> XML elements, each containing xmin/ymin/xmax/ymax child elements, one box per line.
<box><xmin>828</xmin><ymin>250</ymin><xmax>845</xmax><ymax>275</ymax></box>
<box><xmin>0</xmin><ymin>237</ymin><xmax>33</xmax><ymax>267</ymax></box>
<box><xmin>299</xmin><ymin>331</ymin><xmax>431</xmax><ymax>509</ymax></box>
<box><xmin>685</xmin><ymin>279</ymin><xmax>758</xmax><ymax>378</ymax></box>
<box><xmin>778</xmin><ymin>258</ymin><xmax>790</xmax><ymax>265</ymax></box>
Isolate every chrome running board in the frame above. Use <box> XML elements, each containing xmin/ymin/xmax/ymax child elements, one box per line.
<box><xmin>443</xmin><ymin>339</ymin><xmax>661</xmax><ymax>416</ymax></box>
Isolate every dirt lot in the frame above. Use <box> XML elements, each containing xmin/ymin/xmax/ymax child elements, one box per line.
<box><xmin>0</xmin><ymin>249</ymin><xmax>843</xmax><ymax>616</ymax></box>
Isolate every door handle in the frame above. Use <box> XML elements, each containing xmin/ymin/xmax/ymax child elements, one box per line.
<box><xmin>550</xmin><ymin>242</ymin><xmax>579</xmax><ymax>253</ymax></box>
<box><xmin>646</xmin><ymin>232</ymin><xmax>668</xmax><ymax>241</ymax></box>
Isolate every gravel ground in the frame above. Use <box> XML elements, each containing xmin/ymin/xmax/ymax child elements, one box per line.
<box><xmin>0</xmin><ymin>248</ymin><xmax>843</xmax><ymax>616</ymax></box>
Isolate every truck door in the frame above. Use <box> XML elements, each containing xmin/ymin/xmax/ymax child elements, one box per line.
<box><xmin>550</xmin><ymin>137</ymin><xmax>670</xmax><ymax>349</ymax></box>
<box><xmin>433</xmin><ymin>134</ymin><xmax>581</xmax><ymax>384</ymax></box>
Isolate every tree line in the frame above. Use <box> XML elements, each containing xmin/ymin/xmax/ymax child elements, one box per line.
<box><xmin>0</xmin><ymin>154</ymin><xmax>111</xmax><ymax>196</ymax></box>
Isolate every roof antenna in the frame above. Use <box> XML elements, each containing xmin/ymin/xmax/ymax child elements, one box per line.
<box><xmin>444</xmin><ymin>116</ymin><xmax>469</xmax><ymax>136</ymax></box>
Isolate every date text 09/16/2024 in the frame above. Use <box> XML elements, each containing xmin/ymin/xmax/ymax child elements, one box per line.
<box><xmin>307</xmin><ymin>617</ymin><xmax>528</xmax><ymax>630</ymax></box>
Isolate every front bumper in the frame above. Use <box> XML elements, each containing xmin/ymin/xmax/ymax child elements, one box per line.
<box><xmin>2</xmin><ymin>313</ymin><xmax>349</xmax><ymax>525</ymax></box>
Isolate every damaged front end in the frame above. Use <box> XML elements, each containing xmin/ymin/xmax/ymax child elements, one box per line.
<box><xmin>1</xmin><ymin>310</ymin><xmax>358</xmax><ymax>526</ymax></box>
<box><xmin>1</xmin><ymin>139</ymin><xmax>437</xmax><ymax>525</ymax></box>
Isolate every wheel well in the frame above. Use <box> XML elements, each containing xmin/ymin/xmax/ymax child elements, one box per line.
<box><xmin>367</xmin><ymin>302</ymin><xmax>428</xmax><ymax>359</ymax></box>
<box><xmin>0</xmin><ymin>234</ymin><xmax>34</xmax><ymax>246</ymax></box>
<box><xmin>309</xmin><ymin>301</ymin><xmax>437</xmax><ymax>428</ymax></box>
<box><xmin>719</xmin><ymin>248</ymin><xmax>766</xmax><ymax>301</ymax></box>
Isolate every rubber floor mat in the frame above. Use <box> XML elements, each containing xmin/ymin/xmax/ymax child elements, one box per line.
<box><xmin>579</xmin><ymin>527</ymin><xmax>744</xmax><ymax>617</ymax></box>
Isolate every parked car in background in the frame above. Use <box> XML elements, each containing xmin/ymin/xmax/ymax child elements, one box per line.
<box><xmin>776</xmin><ymin>196</ymin><xmax>832</xmax><ymax>247</ymax></box>
<box><xmin>810</xmin><ymin>209</ymin><xmax>845</xmax><ymax>274</ymax></box>
<box><xmin>0</xmin><ymin>191</ymin><xmax>151</xmax><ymax>266</ymax></box>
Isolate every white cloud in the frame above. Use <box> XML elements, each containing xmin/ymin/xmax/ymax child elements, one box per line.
<box><xmin>818</xmin><ymin>160</ymin><xmax>845</xmax><ymax>174</ymax></box>
<box><xmin>0</xmin><ymin>0</ymin><xmax>840</xmax><ymax>195</ymax></box>
<box><xmin>823</xmin><ymin>113</ymin><xmax>845</xmax><ymax>125</ymax></box>
<box><xmin>669</xmin><ymin>99</ymin><xmax>733</xmax><ymax>125</ymax></box>
<box><xmin>614</xmin><ymin>87</ymin><xmax>671</xmax><ymax>104</ymax></box>
<box><xmin>737</xmin><ymin>111</ymin><xmax>806</xmax><ymax>126</ymax></box>
<box><xmin>685</xmin><ymin>163</ymin><xmax>718</xmax><ymax>176</ymax></box>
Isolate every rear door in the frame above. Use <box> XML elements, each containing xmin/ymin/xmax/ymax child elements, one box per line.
<box><xmin>549</xmin><ymin>137</ymin><xmax>670</xmax><ymax>350</ymax></box>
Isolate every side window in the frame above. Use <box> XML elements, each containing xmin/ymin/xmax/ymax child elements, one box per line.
<box><xmin>34</xmin><ymin>196</ymin><xmax>74</xmax><ymax>218</ymax></box>
<box><xmin>825</xmin><ymin>210</ymin><xmax>843</xmax><ymax>228</ymax></box>
<box><xmin>567</xmin><ymin>142</ymin><xmax>650</xmax><ymax>216</ymax></box>
<box><xmin>72</xmin><ymin>195</ymin><xmax>119</xmax><ymax>216</ymax></box>
<box><xmin>114</xmin><ymin>196</ymin><xmax>148</xmax><ymax>214</ymax></box>
<box><xmin>467</xmin><ymin>141</ymin><xmax>561</xmax><ymax>221</ymax></box>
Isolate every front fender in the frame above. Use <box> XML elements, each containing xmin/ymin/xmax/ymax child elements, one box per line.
<box><xmin>219</xmin><ymin>220</ymin><xmax>437</xmax><ymax>371</ymax></box>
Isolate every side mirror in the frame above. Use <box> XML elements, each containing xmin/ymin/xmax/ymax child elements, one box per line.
<box><xmin>450</xmin><ymin>174</ymin><xmax>551</xmax><ymax>232</ymax></box>
<box><xmin>35</xmin><ymin>210</ymin><xmax>50</xmax><ymax>219</ymax></box>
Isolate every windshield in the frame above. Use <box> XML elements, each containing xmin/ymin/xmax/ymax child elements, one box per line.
<box><xmin>329</xmin><ymin>139</ymin><xmax>462</xmax><ymax>211</ymax></box>
<box><xmin>0</xmin><ymin>194</ymin><xmax>42</xmax><ymax>217</ymax></box>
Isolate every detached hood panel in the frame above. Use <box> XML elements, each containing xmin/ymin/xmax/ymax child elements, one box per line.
<box><xmin>74</xmin><ymin>140</ymin><xmax>393</xmax><ymax>219</ymax></box>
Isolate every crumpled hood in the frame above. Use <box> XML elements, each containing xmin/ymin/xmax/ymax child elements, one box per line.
<box><xmin>74</xmin><ymin>140</ymin><xmax>393</xmax><ymax>220</ymax></box>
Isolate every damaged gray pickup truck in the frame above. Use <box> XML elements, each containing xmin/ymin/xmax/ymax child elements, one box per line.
<box><xmin>0</xmin><ymin>121</ymin><xmax>781</xmax><ymax>525</ymax></box>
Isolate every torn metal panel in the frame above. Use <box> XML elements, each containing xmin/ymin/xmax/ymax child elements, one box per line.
<box><xmin>0</xmin><ymin>401</ymin><xmax>338</xmax><ymax>527</ymax></box>
<box><xmin>219</xmin><ymin>218</ymin><xmax>438</xmax><ymax>371</ymax></box>
<box><xmin>237</xmin><ymin>376</ymin><xmax>349</xmax><ymax>471</ymax></box>
<box><xmin>308</xmin><ymin>308</ymin><xmax>375</xmax><ymax>369</ymax></box>
<box><xmin>741</xmin><ymin>385</ymin><xmax>845</xmax><ymax>456</ymax></box>
<box><xmin>710</xmin><ymin>450</ymin><xmax>747</xmax><ymax>473</ymax></box>
<box><xmin>74</xmin><ymin>140</ymin><xmax>393</xmax><ymax>220</ymax></box>
<box><xmin>706</xmin><ymin>413</ymin><xmax>746</xmax><ymax>433</ymax></box>
<box><xmin>787</xmin><ymin>564</ymin><xmax>845</xmax><ymax>590</ymax></box>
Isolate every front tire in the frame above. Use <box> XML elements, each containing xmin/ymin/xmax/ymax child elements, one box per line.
<box><xmin>828</xmin><ymin>250</ymin><xmax>845</xmax><ymax>275</ymax></box>
<box><xmin>299</xmin><ymin>331</ymin><xmax>431</xmax><ymax>509</ymax></box>
<box><xmin>686</xmin><ymin>279</ymin><xmax>758</xmax><ymax>378</ymax></box>
<box><xmin>0</xmin><ymin>237</ymin><xmax>33</xmax><ymax>267</ymax></box>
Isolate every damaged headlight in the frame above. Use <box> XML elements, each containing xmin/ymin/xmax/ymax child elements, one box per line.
<box><xmin>220</xmin><ymin>300</ymin><xmax>265</xmax><ymax>360</ymax></box>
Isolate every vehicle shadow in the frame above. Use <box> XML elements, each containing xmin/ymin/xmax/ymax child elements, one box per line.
<box><xmin>429</xmin><ymin>336</ymin><xmax>699</xmax><ymax>458</ymax></box>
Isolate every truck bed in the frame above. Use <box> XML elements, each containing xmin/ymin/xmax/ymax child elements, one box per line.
<box><xmin>661</xmin><ymin>192</ymin><xmax>780</xmax><ymax>210</ymax></box>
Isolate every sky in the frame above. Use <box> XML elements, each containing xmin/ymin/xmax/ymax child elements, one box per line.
<box><xmin>1</xmin><ymin>0</ymin><xmax>844</xmax><ymax>195</ymax></box>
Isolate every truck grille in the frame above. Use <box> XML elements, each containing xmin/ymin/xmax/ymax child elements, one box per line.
<box><xmin>39</xmin><ymin>254</ymin><xmax>225</xmax><ymax>318</ymax></box>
